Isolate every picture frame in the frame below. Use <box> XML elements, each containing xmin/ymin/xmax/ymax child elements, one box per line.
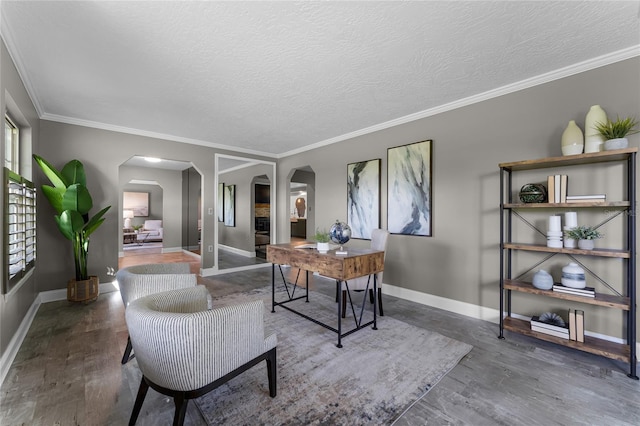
<box><xmin>224</xmin><ymin>184</ymin><xmax>235</xmax><ymax>227</ymax></box>
<box><xmin>347</xmin><ymin>158</ymin><xmax>381</xmax><ymax>240</ymax></box>
<box><xmin>218</xmin><ymin>182</ymin><xmax>224</xmax><ymax>222</ymax></box>
<box><xmin>123</xmin><ymin>191</ymin><xmax>149</xmax><ymax>217</ymax></box>
<box><xmin>387</xmin><ymin>139</ymin><xmax>432</xmax><ymax>236</ymax></box>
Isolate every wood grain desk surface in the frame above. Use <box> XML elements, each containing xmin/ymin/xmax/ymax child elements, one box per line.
<box><xmin>267</xmin><ymin>243</ymin><xmax>384</xmax><ymax>281</ymax></box>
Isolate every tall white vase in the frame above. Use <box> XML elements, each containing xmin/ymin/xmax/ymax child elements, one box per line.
<box><xmin>584</xmin><ymin>105</ymin><xmax>607</xmax><ymax>153</ymax></box>
<box><xmin>561</xmin><ymin>120</ymin><xmax>584</xmax><ymax>156</ymax></box>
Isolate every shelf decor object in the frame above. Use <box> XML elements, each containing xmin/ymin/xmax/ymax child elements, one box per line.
<box><xmin>518</xmin><ymin>183</ymin><xmax>547</xmax><ymax>203</ymax></box>
<box><xmin>499</xmin><ymin>148</ymin><xmax>637</xmax><ymax>380</ymax></box>
<box><xmin>561</xmin><ymin>120</ymin><xmax>584</xmax><ymax>155</ymax></box>
<box><xmin>584</xmin><ymin>105</ymin><xmax>607</xmax><ymax>153</ymax></box>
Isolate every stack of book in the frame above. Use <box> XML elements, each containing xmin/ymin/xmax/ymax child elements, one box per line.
<box><xmin>547</xmin><ymin>174</ymin><xmax>568</xmax><ymax>203</ymax></box>
<box><xmin>566</xmin><ymin>194</ymin><xmax>606</xmax><ymax>203</ymax></box>
<box><xmin>552</xmin><ymin>283</ymin><xmax>595</xmax><ymax>298</ymax></box>
<box><xmin>530</xmin><ymin>316</ymin><xmax>569</xmax><ymax>339</ymax></box>
<box><xmin>568</xmin><ymin>309</ymin><xmax>585</xmax><ymax>342</ymax></box>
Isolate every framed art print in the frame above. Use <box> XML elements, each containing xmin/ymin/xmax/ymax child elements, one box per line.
<box><xmin>218</xmin><ymin>182</ymin><xmax>224</xmax><ymax>222</ymax></box>
<box><xmin>347</xmin><ymin>158</ymin><xmax>380</xmax><ymax>240</ymax></box>
<box><xmin>387</xmin><ymin>140</ymin><xmax>432</xmax><ymax>236</ymax></box>
<box><xmin>223</xmin><ymin>184</ymin><xmax>235</xmax><ymax>227</ymax></box>
<box><xmin>123</xmin><ymin>191</ymin><xmax>149</xmax><ymax>217</ymax></box>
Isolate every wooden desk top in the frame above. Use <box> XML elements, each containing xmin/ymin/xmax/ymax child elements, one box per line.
<box><xmin>267</xmin><ymin>243</ymin><xmax>384</xmax><ymax>281</ymax></box>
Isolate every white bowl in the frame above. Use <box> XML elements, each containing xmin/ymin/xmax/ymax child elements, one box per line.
<box><xmin>604</xmin><ymin>138</ymin><xmax>628</xmax><ymax>151</ymax></box>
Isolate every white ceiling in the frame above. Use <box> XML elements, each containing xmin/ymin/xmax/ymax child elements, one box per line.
<box><xmin>2</xmin><ymin>1</ymin><xmax>639</xmax><ymax>158</ymax></box>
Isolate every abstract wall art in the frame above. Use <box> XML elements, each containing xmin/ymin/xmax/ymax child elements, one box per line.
<box><xmin>123</xmin><ymin>191</ymin><xmax>149</xmax><ymax>217</ymax></box>
<box><xmin>387</xmin><ymin>140</ymin><xmax>432</xmax><ymax>236</ymax></box>
<box><xmin>224</xmin><ymin>184</ymin><xmax>235</xmax><ymax>227</ymax></box>
<box><xmin>218</xmin><ymin>182</ymin><xmax>224</xmax><ymax>222</ymax></box>
<box><xmin>347</xmin><ymin>158</ymin><xmax>381</xmax><ymax>240</ymax></box>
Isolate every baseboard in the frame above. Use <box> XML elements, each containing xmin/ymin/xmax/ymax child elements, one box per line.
<box><xmin>161</xmin><ymin>246</ymin><xmax>183</xmax><ymax>253</ymax></box>
<box><xmin>219</xmin><ymin>244</ymin><xmax>255</xmax><ymax>258</ymax></box>
<box><xmin>382</xmin><ymin>283</ymin><xmax>639</xmax><ymax>353</ymax></box>
<box><xmin>0</xmin><ymin>295</ymin><xmax>40</xmax><ymax>385</ymax></box>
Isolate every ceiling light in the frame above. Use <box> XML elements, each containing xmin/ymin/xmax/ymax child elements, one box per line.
<box><xmin>144</xmin><ymin>157</ymin><xmax>162</xmax><ymax>163</ymax></box>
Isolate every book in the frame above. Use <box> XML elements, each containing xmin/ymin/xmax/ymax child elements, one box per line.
<box><xmin>560</xmin><ymin>175</ymin><xmax>568</xmax><ymax>203</ymax></box>
<box><xmin>568</xmin><ymin>309</ymin><xmax>577</xmax><ymax>341</ymax></box>
<box><xmin>575</xmin><ymin>310</ymin><xmax>585</xmax><ymax>342</ymax></box>
<box><xmin>531</xmin><ymin>325</ymin><xmax>569</xmax><ymax>339</ymax></box>
<box><xmin>554</xmin><ymin>174</ymin><xmax>561</xmax><ymax>203</ymax></box>
<box><xmin>566</xmin><ymin>194</ymin><xmax>606</xmax><ymax>200</ymax></box>
<box><xmin>547</xmin><ymin>175</ymin><xmax>555</xmax><ymax>204</ymax></box>
<box><xmin>566</xmin><ymin>198</ymin><xmax>606</xmax><ymax>204</ymax></box>
<box><xmin>530</xmin><ymin>316</ymin><xmax>570</xmax><ymax>334</ymax></box>
<box><xmin>552</xmin><ymin>284</ymin><xmax>595</xmax><ymax>297</ymax></box>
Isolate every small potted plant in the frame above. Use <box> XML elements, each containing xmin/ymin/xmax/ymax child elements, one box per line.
<box><xmin>314</xmin><ymin>228</ymin><xmax>331</xmax><ymax>253</ymax></box>
<box><xmin>564</xmin><ymin>225</ymin><xmax>603</xmax><ymax>250</ymax></box>
<box><xmin>595</xmin><ymin>115</ymin><xmax>638</xmax><ymax>151</ymax></box>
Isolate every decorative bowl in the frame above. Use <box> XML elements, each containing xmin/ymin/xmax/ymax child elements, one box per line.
<box><xmin>519</xmin><ymin>184</ymin><xmax>547</xmax><ymax>203</ymax></box>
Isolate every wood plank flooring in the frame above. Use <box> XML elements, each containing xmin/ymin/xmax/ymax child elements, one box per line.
<box><xmin>1</xmin><ymin>250</ymin><xmax>638</xmax><ymax>425</ymax></box>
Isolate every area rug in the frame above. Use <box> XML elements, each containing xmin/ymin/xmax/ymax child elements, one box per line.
<box><xmin>122</xmin><ymin>242</ymin><xmax>163</xmax><ymax>250</ymax></box>
<box><xmin>194</xmin><ymin>287</ymin><xmax>472</xmax><ymax>425</ymax></box>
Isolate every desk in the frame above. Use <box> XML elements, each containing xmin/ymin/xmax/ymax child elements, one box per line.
<box><xmin>267</xmin><ymin>243</ymin><xmax>384</xmax><ymax>347</ymax></box>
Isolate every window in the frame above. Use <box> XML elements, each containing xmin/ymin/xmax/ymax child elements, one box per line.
<box><xmin>4</xmin><ymin>115</ymin><xmax>19</xmax><ymax>174</ymax></box>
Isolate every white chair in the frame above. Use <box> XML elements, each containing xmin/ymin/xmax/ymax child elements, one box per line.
<box><xmin>116</xmin><ymin>262</ymin><xmax>198</xmax><ymax>364</ymax></box>
<box><xmin>138</xmin><ymin>219</ymin><xmax>163</xmax><ymax>242</ymax></box>
<box><xmin>341</xmin><ymin>229</ymin><xmax>390</xmax><ymax>318</ymax></box>
<box><xmin>126</xmin><ymin>286</ymin><xmax>277</xmax><ymax>426</ymax></box>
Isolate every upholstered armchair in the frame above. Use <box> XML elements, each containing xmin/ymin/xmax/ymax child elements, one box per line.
<box><xmin>116</xmin><ymin>262</ymin><xmax>198</xmax><ymax>364</ymax></box>
<box><xmin>126</xmin><ymin>286</ymin><xmax>277</xmax><ymax>426</ymax></box>
<box><xmin>341</xmin><ymin>229</ymin><xmax>390</xmax><ymax>317</ymax></box>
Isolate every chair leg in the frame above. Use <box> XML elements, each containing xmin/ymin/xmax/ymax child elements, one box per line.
<box><xmin>378</xmin><ymin>287</ymin><xmax>384</xmax><ymax>316</ymax></box>
<box><xmin>173</xmin><ymin>395</ymin><xmax>189</xmax><ymax>426</ymax></box>
<box><xmin>266</xmin><ymin>347</ymin><xmax>277</xmax><ymax>397</ymax></box>
<box><xmin>121</xmin><ymin>336</ymin><xmax>133</xmax><ymax>365</ymax></box>
<box><xmin>368</xmin><ymin>288</ymin><xmax>375</xmax><ymax>304</ymax></box>
<box><xmin>129</xmin><ymin>377</ymin><xmax>149</xmax><ymax>426</ymax></box>
<box><xmin>341</xmin><ymin>290</ymin><xmax>347</xmax><ymax>318</ymax></box>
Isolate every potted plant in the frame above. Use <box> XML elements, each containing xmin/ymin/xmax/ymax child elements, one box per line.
<box><xmin>33</xmin><ymin>155</ymin><xmax>111</xmax><ymax>302</ymax></box>
<box><xmin>564</xmin><ymin>225</ymin><xmax>603</xmax><ymax>250</ymax></box>
<box><xmin>595</xmin><ymin>115</ymin><xmax>638</xmax><ymax>151</ymax></box>
<box><xmin>313</xmin><ymin>228</ymin><xmax>331</xmax><ymax>253</ymax></box>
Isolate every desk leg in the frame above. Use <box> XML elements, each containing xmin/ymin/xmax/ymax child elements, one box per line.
<box><xmin>271</xmin><ymin>264</ymin><xmax>276</xmax><ymax>313</ymax></box>
<box><xmin>372</xmin><ymin>274</ymin><xmax>378</xmax><ymax>330</ymax></box>
<box><xmin>336</xmin><ymin>280</ymin><xmax>343</xmax><ymax>348</ymax></box>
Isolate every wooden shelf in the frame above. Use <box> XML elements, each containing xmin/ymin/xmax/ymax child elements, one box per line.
<box><xmin>504</xmin><ymin>201</ymin><xmax>630</xmax><ymax>208</ymax></box>
<box><xmin>499</xmin><ymin>148</ymin><xmax>637</xmax><ymax>171</ymax></box>
<box><xmin>503</xmin><ymin>317</ymin><xmax>631</xmax><ymax>363</ymax></box>
<box><xmin>503</xmin><ymin>242</ymin><xmax>630</xmax><ymax>258</ymax></box>
<box><xmin>504</xmin><ymin>279</ymin><xmax>630</xmax><ymax>310</ymax></box>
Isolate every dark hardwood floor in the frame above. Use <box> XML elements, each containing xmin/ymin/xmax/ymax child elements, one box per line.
<box><xmin>1</xmin><ymin>250</ymin><xmax>638</xmax><ymax>425</ymax></box>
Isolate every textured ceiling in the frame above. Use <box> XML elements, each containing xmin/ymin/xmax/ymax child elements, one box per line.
<box><xmin>1</xmin><ymin>1</ymin><xmax>639</xmax><ymax>158</ymax></box>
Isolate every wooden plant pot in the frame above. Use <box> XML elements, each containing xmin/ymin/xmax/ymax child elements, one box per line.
<box><xmin>67</xmin><ymin>276</ymin><xmax>100</xmax><ymax>303</ymax></box>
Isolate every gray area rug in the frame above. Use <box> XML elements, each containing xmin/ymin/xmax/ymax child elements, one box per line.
<box><xmin>194</xmin><ymin>287</ymin><xmax>472</xmax><ymax>425</ymax></box>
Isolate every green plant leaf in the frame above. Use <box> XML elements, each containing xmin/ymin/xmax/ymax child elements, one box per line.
<box><xmin>61</xmin><ymin>183</ymin><xmax>93</xmax><ymax>215</ymax></box>
<box><xmin>33</xmin><ymin>154</ymin><xmax>68</xmax><ymax>189</ymax></box>
<box><xmin>40</xmin><ymin>185</ymin><xmax>65</xmax><ymax>214</ymax></box>
<box><xmin>84</xmin><ymin>206</ymin><xmax>111</xmax><ymax>236</ymax></box>
<box><xmin>55</xmin><ymin>210</ymin><xmax>85</xmax><ymax>240</ymax></box>
<box><xmin>61</xmin><ymin>159</ymin><xmax>87</xmax><ymax>186</ymax></box>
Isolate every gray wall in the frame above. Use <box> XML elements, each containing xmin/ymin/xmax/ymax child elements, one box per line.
<box><xmin>277</xmin><ymin>57</ymin><xmax>640</xmax><ymax>339</ymax></box>
<box><xmin>0</xmin><ymin>39</ymin><xmax>40</xmax><ymax>360</ymax></box>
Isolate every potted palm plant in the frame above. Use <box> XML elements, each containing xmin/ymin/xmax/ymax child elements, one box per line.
<box><xmin>595</xmin><ymin>115</ymin><xmax>638</xmax><ymax>151</ymax></box>
<box><xmin>33</xmin><ymin>154</ymin><xmax>111</xmax><ymax>302</ymax></box>
<box><xmin>564</xmin><ymin>225</ymin><xmax>603</xmax><ymax>250</ymax></box>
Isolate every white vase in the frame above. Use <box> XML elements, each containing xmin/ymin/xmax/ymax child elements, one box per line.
<box><xmin>561</xmin><ymin>262</ymin><xmax>586</xmax><ymax>289</ymax></box>
<box><xmin>561</xmin><ymin>120</ymin><xmax>584</xmax><ymax>156</ymax></box>
<box><xmin>584</xmin><ymin>105</ymin><xmax>607</xmax><ymax>153</ymax></box>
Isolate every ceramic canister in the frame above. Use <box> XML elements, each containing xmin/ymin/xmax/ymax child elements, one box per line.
<box><xmin>561</xmin><ymin>262</ymin><xmax>586</xmax><ymax>289</ymax></box>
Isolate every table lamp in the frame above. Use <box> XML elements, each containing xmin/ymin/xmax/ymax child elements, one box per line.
<box><xmin>123</xmin><ymin>210</ymin><xmax>134</xmax><ymax>228</ymax></box>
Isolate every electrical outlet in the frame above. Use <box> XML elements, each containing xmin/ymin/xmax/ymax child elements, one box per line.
<box><xmin>208</xmin><ymin>245</ymin><xmax>213</xmax><ymax>252</ymax></box>
<box><xmin>208</xmin><ymin>207</ymin><xmax>213</xmax><ymax>215</ymax></box>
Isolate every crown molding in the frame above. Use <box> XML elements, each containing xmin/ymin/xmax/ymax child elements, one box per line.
<box><xmin>277</xmin><ymin>45</ymin><xmax>640</xmax><ymax>158</ymax></box>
